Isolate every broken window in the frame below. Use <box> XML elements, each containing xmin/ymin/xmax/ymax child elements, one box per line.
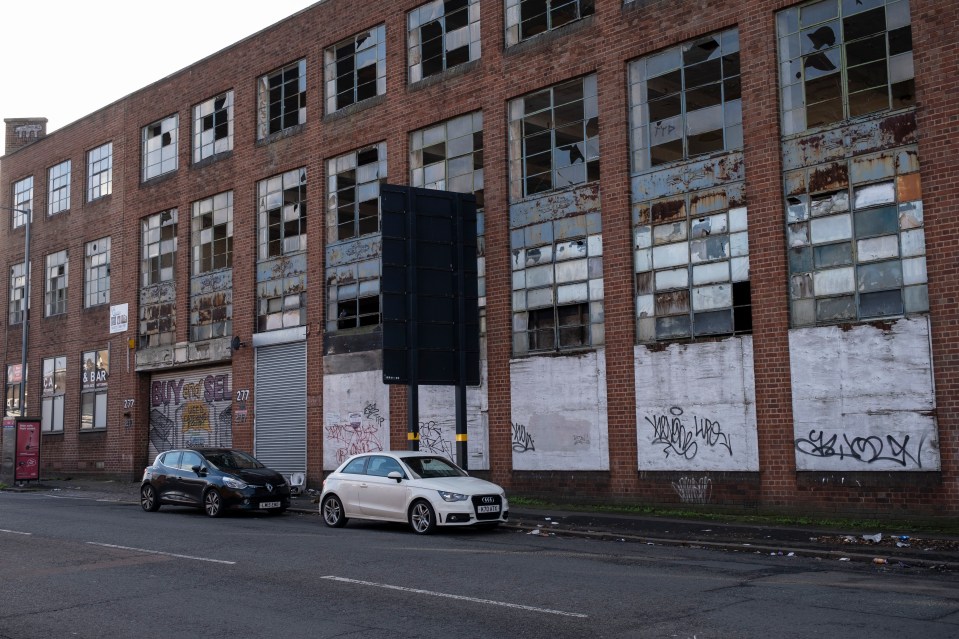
<box><xmin>190</xmin><ymin>192</ymin><xmax>233</xmax><ymax>342</ymax></box>
<box><xmin>8</xmin><ymin>262</ymin><xmax>28</xmax><ymax>325</ymax></box>
<box><xmin>505</xmin><ymin>0</ymin><xmax>595</xmax><ymax>46</ymax></box>
<box><xmin>257</xmin><ymin>169</ymin><xmax>307</xmax><ymax>332</ymax></box>
<box><xmin>785</xmin><ymin>147</ymin><xmax>926</xmax><ymax>325</ymax></box>
<box><xmin>140</xmin><ymin>209</ymin><xmax>178</xmax><ymax>348</ymax></box>
<box><xmin>512</xmin><ymin>231</ymin><xmax>603</xmax><ymax>355</ymax></box>
<box><xmin>44</xmin><ymin>250</ymin><xmax>68</xmax><ymax>317</ymax></box>
<box><xmin>326</xmin><ymin>25</ymin><xmax>386</xmax><ymax>113</ymax></box>
<box><xmin>142</xmin><ymin>114</ymin><xmax>178</xmax><ymax>180</ymax></box>
<box><xmin>327</xmin><ymin>143</ymin><xmax>387</xmax><ymax>241</ymax></box>
<box><xmin>193</xmin><ymin>91</ymin><xmax>233</xmax><ymax>162</ymax></box>
<box><xmin>410</xmin><ymin>111</ymin><xmax>486</xmax><ymax>325</ymax></box>
<box><xmin>80</xmin><ymin>348</ymin><xmax>108</xmax><ymax>431</ymax></box>
<box><xmin>777</xmin><ymin>0</ymin><xmax>914</xmax><ymax>134</ymax></box>
<box><xmin>192</xmin><ymin>192</ymin><xmax>233</xmax><ymax>274</ymax></box>
<box><xmin>629</xmin><ymin>28</ymin><xmax>741</xmax><ymax>171</ymax></box>
<box><xmin>330</xmin><ymin>258</ymin><xmax>382</xmax><ymax>332</ymax></box>
<box><xmin>87</xmin><ymin>142</ymin><xmax>112</xmax><ymax>201</ymax></box>
<box><xmin>632</xmin><ymin>193</ymin><xmax>751</xmax><ymax>342</ymax></box>
<box><xmin>48</xmin><ymin>161</ymin><xmax>71</xmax><ymax>215</ymax></box>
<box><xmin>41</xmin><ymin>355</ymin><xmax>66</xmax><ymax>433</ymax></box>
<box><xmin>408</xmin><ymin>0</ymin><xmax>481</xmax><ymax>83</ymax></box>
<box><xmin>12</xmin><ymin>176</ymin><xmax>32</xmax><ymax>228</ymax></box>
<box><xmin>84</xmin><ymin>237</ymin><xmax>110</xmax><ymax>308</ymax></box>
<box><xmin>257</xmin><ymin>60</ymin><xmax>306</xmax><ymax>139</ymax></box>
<box><xmin>508</xmin><ymin>74</ymin><xmax>599</xmax><ymax>201</ymax></box>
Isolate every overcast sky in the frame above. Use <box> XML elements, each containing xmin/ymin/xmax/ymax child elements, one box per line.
<box><xmin>1</xmin><ymin>1</ymin><xmax>318</xmax><ymax>134</ymax></box>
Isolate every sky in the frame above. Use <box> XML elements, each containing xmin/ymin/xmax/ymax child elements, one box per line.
<box><xmin>0</xmin><ymin>1</ymin><xmax>319</xmax><ymax>134</ymax></box>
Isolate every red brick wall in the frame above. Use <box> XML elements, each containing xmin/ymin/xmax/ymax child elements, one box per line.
<box><xmin>1</xmin><ymin>0</ymin><xmax>957</xmax><ymax>517</ymax></box>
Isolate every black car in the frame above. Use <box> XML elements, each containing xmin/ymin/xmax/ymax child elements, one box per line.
<box><xmin>140</xmin><ymin>448</ymin><xmax>291</xmax><ymax>517</ymax></box>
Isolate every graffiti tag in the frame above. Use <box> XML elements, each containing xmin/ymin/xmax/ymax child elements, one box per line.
<box><xmin>511</xmin><ymin>422</ymin><xmax>535</xmax><ymax>453</ymax></box>
<box><xmin>795</xmin><ymin>430</ymin><xmax>924</xmax><ymax>468</ymax></box>
<box><xmin>327</xmin><ymin>401</ymin><xmax>386</xmax><ymax>464</ymax></box>
<box><xmin>646</xmin><ymin>407</ymin><xmax>732</xmax><ymax>460</ymax></box>
<box><xmin>671</xmin><ymin>476</ymin><xmax>712</xmax><ymax>505</ymax></box>
<box><xmin>420</xmin><ymin>420</ymin><xmax>454</xmax><ymax>458</ymax></box>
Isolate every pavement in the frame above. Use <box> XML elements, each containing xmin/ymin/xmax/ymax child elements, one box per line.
<box><xmin>5</xmin><ymin>477</ymin><xmax>959</xmax><ymax>572</ymax></box>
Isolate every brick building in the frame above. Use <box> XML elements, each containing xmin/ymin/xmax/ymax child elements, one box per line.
<box><xmin>2</xmin><ymin>0</ymin><xmax>957</xmax><ymax>516</ymax></box>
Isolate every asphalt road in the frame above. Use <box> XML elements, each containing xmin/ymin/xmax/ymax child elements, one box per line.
<box><xmin>1</xmin><ymin>491</ymin><xmax>957</xmax><ymax>639</ymax></box>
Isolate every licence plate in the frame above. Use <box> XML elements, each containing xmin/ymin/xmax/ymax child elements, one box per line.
<box><xmin>260</xmin><ymin>501</ymin><xmax>281</xmax><ymax>509</ymax></box>
<box><xmin>477</xmin><ymin>505</ymin><xmax>500</xmax><ymax>513</ymax></box>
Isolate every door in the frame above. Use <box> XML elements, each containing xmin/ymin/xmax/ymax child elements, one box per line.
<box><xmin>176</xmin><ymin>450</ymin><xmax>207</xmax><ymax>505</ymax></box>
<box><xmin>358</xmin><ymin>455</ymin><xmax>409</xmax><ymax>520</ymax></box>
<box><xmin>254</xmin><ymin>341</ymin><xmax>306</xmax><ymax>479</ymax></box>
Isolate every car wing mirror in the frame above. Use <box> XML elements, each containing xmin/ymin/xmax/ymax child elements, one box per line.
<box><xmin>387</xmin><ymin>471</ymin><xmax>403</xmax><ymax>483</ymax></box>
<box><xmin>192</xmin><ymin>465</ymin><xmax>206</xmax><ymax>476</ymax></box>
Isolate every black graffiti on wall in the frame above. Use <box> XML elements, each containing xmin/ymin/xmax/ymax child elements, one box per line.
<box><xmin>645</xmin><ymin>407</ymin><xmax>733</xmax><ymax>460</ymax></box>
<box><xmin>512</xmin><ymin>422</ymin><xmax>535</xmax><ymax>453</ymax></box>
<box><xmin>795</xmin><ymin>430</ymin><xmax>925</xmax><ymax>468</ymax></box>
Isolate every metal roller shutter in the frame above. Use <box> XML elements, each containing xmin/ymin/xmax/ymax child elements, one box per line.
<box><xmin>254</xmin><ymin>341</ymin><xmax>307</xmax><ymax>476</ymax></box>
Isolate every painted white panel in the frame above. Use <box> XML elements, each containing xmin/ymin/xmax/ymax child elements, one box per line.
<box><xmin>417</xmin><ymin>360</ymin><xmax>490</xmax><ymax>470</ymax></box>
<box><xmin>510</xmin><ymin>350</ymin><xmax>609</xmax><ymax>470</ymax></box>
<box><xmin>323</xmin><ymin>369</ymin><xmax>391</xmax><ymax>470</ymax></box>
<box><xmin>635</xmin><ymin>337</ymin><xmax>759</xmax><ymax>471</ymax></box>
<box><xmin>790</xmin><ymin>317</ymin><xmax>939</xmax><ymax>471</ymax></box>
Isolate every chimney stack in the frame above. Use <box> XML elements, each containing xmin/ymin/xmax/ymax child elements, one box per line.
<box><xmin>4</xmin><ymin>118</ymin><xmax>47</xmax><ymax>154</ymax></box>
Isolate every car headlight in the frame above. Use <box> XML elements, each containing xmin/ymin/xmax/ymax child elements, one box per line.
<box><xmin>438</xmin><ymin>490</ymin><xmax>469</xmax><ymax>502</ymax></box>
<box><xmin>222</xmin><ymin>476</ymin><xmax>248</xmax><ymax>489</ymax></box>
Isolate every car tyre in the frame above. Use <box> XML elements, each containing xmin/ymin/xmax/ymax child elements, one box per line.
<box><xmin>320</xmin><ymin>495</ymin><xmax>349</xmax><ymax>528</ymax></box>
<box><xmin>203</xmin><ymin>489</ymin><xmax>224</xmax><ymax>518</ymax></box>
<box><xmin>140</xmin><ymin>484</ymin><xmax>161</xmax><ymax>512</ymax></box>
<box><xmin>409</xmin><ymin>499</ymin><xmax>437</xmax><ymax>535</ymax></box>
<box><xmin>321</xmin><ymin>494</ymin><xmax>348</xmax><ymax>528</ymax></box>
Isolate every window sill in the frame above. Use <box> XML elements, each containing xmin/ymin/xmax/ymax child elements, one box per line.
<box><xmin>256</xmin><ymin>123</ymin><xmax>306</xmax><ymax>146</ymax></box>
<box><xmin>80</xmin><ymin>428</ymin><xmax>107</xmax><ymax>434</ymax></box>
<box><xmin>324</xmin><ymin>94</ymin><xmax>387</xmax><ymax>123</ymax></box>
<box><xmin>504</xmin><ymin>15</ymin><xmax>594</xmax><ymax>57</ymax></box>
<box><xmin>408</xmin><ymin>59</ymin><xmax>480</xmax><ymax>92</ymax></box>
<box><xmin>192</xmin><ymin>150</ymin><xmax>233</xmax><ymax>170</ymax></box>
<box><xmin>140</xmin><ymin>171</ymin><xmax>177</xmax><ymax>188</ymax></box>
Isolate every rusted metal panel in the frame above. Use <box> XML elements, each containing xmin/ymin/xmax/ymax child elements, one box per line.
<box><xmin>781</xmin><ymin>111</ymin><xmax>918</xmax><ymax>172</ymax></box>
<box><xmin>325</xmin><ymin>235</ymin><xmax>381</xmax><ymax>268</ymax></box>
<box><xmin>256</xmin><ymin>253</ymin><xmax>307</xmax><ymax>283</ymax></box>
<box><xmin>509</xmin><ymin>182</ymin><xmax>601</xmax><ymax>228</ymax></box>
<box><xmin>631</xmin><ymin>151</ymin><xmax>744</xmax><ymax>201</ymax></box>
<box><xmin>190</xmin><ymin>269</ymin><xmax>232</xmax><ymax>296</ymax></box>
<box><xmin>140</xmin><ymin>282</ymin><xmax>175</xmax><ymax>305</ymax></box>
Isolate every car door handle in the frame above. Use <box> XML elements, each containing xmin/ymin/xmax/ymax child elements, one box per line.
<box><xmin>359</xmin><ymin>483</ymin><xmax>368</xmax><ymax>488</ymax></box>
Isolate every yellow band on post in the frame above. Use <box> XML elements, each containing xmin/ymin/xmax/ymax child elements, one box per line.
<box><xmin>407</xmin><ymin>433</ymin><xmax>420</xmax><ymax>441</ymax></box>
<box><xmin>455</xmin><ymin>434</ymin><xmax>468</xmax><ymax>442</ymax></box>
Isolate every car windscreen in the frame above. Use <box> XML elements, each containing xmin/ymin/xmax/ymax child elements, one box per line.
<box><xmin>203</xmin><ymin>450</ymin><xmax>264</xmax><ymax>470</ymax></box>
<box><xmin>403</xmin><ymin>456</ymin><xmax>467</xmax><ymax>479</ymax></box>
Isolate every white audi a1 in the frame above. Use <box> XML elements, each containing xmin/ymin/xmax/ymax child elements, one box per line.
<box><xmin>320</xmin><ymin>451</ymin><xmax>509</xmax><ymax>534</ymax></box>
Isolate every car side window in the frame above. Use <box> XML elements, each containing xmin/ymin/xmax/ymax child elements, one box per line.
<box><xmin>160</xmin><ymin>451</ymin><xmax>181</xmax><ymax>469</ymax></box>
<box><xmin>342</xmin><ymin>457</ymin><xmax>368</xmax><ymax>475</ymax></box>
<box><xmin>180</xmin><ymin>451</ymin><xmax>204</xmax><ymax>472</ymax></box>
<box><xmin>367</xmin><ymin>456</ymin><xmax>404</xmax><ymax>478</ymax></box>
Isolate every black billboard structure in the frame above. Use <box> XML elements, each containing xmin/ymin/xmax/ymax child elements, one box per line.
<box><xmin>380</xmin><ymin>185</ymin><xmax>480</xmax><ymax>468</ymax></box>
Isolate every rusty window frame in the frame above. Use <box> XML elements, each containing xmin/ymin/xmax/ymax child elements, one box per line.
<box><xmin>511</xmin><ymin>233</ymin><xmax>603</xmax><ymax>356</ymax></box>
<box><xmin>776</xmin><ymin>0</ymin><xmax>915</xmax><ymax>135</ymax></box>
<box><xmin>84</xmin><ymin>237</ymin><xmax>110</xmax><ymax>308</ymax></box>
<box><xmin>407</xmin><ymin>0</ymin><xmax>481</xmax><ymax>83</ymax></box>
<box><xmin>508</xmin><ymin>74</ymin><xmax>599</xmax><ymax>201</ymax></box>
<box><xmin>44</xmin><ymin>250</ymin><xmax>68</xmax><ymax>318</ymax></box>
<box><xmin>193</xmin><ymin>91</ymin><xmax>234</xmax><ymax>163</ymax></box>
<box><xmin>505</xmin><ymin>0</ymin><xmax>595</xmax><ymax>47</ymax></box>
<box><xmin>192</xmin><ymin>191</ymin><xmax>233</xmax><ymax>274</ymax></box>
<box><xmin>142</xmin><ymin>114</ymin><xmax>178</xmax><ymax>181</ymax></box>
<box><xmin>327</xmin><ymin>143</ymin><xmax>387</xmax><ymax>242</ymax></box>
<box><xmin>325</xmin><ymin>25</ymin><xmax>386</xmax><ymax>113</ymax></box>
<box><xmin>257</xmin><ymin>60</ymin><xmax>306</xmax><ymax>139</ymax></box>
<box><xmin>48</xmin><ymin>160</ymin><xmax>71</xmax><ymax>216</ymax></box>
<box><xmin>628</xmin><ymin>28</ymin><xmax>742</xmax><ymax>173</ymax></box>
<box><xmin>785</xmin><ymin>149</ymin><xmax>927</xmax><ymax>326</ymax></box>
<box><xmin>8</xmin><ymin>262</ymin><xmax>28</xmax><ymax>325</ymax></box>
<box><xmin>87</xmin><ymin>142</ymin><xmax>112</xmax><ymax>202</ymax></box>
<box><xmin>12</xmin><ymin>176</ymin><xmax>33</xmax><ymax>228</ymax></box>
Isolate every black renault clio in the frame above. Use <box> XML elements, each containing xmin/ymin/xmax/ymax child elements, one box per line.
<box><xmin>140</xmin><ymin>448</ymin><xmax>290</xmax><ymax>517</ymax></box>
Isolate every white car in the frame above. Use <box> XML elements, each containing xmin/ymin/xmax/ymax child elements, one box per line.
<box><xmin>320</xmin><ymin>451</ymin><xmax>509</xmax><ymax>534</ymax></box>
